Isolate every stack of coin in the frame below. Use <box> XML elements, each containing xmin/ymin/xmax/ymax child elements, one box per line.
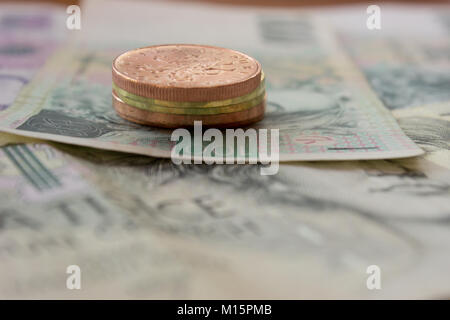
<box><xmin>112</xmin><ymin>44</ymin><xmax>265</xmax><ymax>128</ymax></box>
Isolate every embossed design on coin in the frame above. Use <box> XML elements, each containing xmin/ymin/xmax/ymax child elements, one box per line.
<box><xmin>114</xmin><ymin>44</ymin><xmax>259</xmax><ymax>88</ymax></box>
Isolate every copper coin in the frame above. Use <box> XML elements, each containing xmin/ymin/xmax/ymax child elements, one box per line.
<box><xmin>112</xmin><ymin>44</ymin><xmax>262</xmax><ymax>102</ymax></box>
<box><xmin>113</xmin><ymin>90</ymin><xmax>266</xmax><ymax>128</ymax></box>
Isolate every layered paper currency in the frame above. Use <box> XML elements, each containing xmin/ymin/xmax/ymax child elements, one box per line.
<box><xmin>0</xmin><ymin>4</ymin><xmax>66</xmax><ymax>146</ymax></box>
<box><xmin>0</xmin><ymin>1</ymin><xmax>423</xmax><ymax>161</ymax></box>
<box><xmin>0</xmin><ymin>1</ymin><xmax>449</xmax><ymax>299</ymax></box>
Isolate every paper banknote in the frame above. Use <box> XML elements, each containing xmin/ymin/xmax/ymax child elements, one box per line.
<box><xmin>0</xmin><ymin>4</ymin><xmax>66</xmax><ymax>109</ymax></box>
<box><xmin>0</xmin><ymin>2</ymin><xmax>449</xmax><ymax>299</ymax></box>
<box><xmin>0</xmin><ymin>144</ymin><xmax>191</xmax><ymax>299</ymax></box>
<box><xmin>339</xmin><ymin>15</ymin><xmax>450</xmax><ymax>111</ymax></box>
<box><xmin>336</xmin><ymin>7</ymin><xmax>450</xmax><ymax>171</ymax></box>
<box><xmin>1</xmin><ymin>140</ymin><xmax>448</xmax><ymax>299</ymax></box>
<box><xmin>0</xmin><ymin>4</ymin><xmax>66</xmax><ymax>147</ymax></box>
<box><xmin>0</xmin><ymin>1</ymin><xmax>422</xmax><ymax>161</ymax></box>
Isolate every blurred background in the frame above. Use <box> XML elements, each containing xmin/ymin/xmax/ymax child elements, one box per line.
<box><xmin>4</xmin><ymin>0</ymin><xmax>450</xmax><ymax>6</ymax></box>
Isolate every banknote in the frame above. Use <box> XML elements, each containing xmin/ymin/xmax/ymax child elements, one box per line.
<box><xmin>392</xmin><ymin>102</ymin><xmax>450</xmax><ymax>170</ymax></box>
<box><xmin>0</xmin><ymin>144</ymin><xmax>234</xmax><ymax>299</ymax></box>
<box><xmin>0</xmin><ymin>143</ymin><xmax>138</xmax><ymax>298</ymax></box>
<box><xmin>1</xmin><ymin>140</ymin><xmax>448</xmax><ymax>299</ymax></box>
<box><xmin>0</xmin><ymin>143</ymin><xmax>392</xmax><ymax>298</ymax></box>
<box><xmin>0</xmin><ymin>143</ymin><xmax>314</xmax><ymax>299</ymax></box>
<box><xmin>0</xmin><ymin>4</ymin><xmax>66</xmax><ymax>147</ymax></box>
<box><xmin>339</xmin><ymin>26</ymin><xmax>450</xmax><ymax>111</ymax></box>
<box><xmin>337</xmin><ymin>8</ymin><xmax>450</xmax><ymax>171</ymax></box>
<box><xmin>0</xmin><ymin>2</ymin><xmax>422</xmax><ymax>161</ymax></box>
<box><xmin>0</xmin><ymin>4</ymin><xmax>67</xmax><ymax>109</ymax></box>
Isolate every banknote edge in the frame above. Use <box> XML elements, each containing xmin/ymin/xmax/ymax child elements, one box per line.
<box><xmin>0</xmin><ymin>127</ymin><xmax>424</xmax><ymax>162</ymax></box>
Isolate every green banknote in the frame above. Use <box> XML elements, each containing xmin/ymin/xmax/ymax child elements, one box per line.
<box><xmin>1</xmin><ymin>141</ymin><xmax>448</xmax><ymax>299</ymax></box>
<box><xmin>0</xmin><ymin>13</ymin><xmax>422</xmax><ymax>161</ymax></box>
<box><xmin>338</xmin><ymin>10</ymin><xmax>450</xmax><ymax>170</ymax></box>
<box><xmin>0</xmin><ymin>143</ymin><xmax>214</xmax><ymax>299</ymax></box>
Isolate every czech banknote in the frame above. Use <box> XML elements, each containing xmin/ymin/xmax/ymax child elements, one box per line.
<box><xmin>0</xmin><ymin>1</ymin><xmax>422</xmax><ymax>161</ymax></box>
<box><xmin>0</xmin><ymin>4</ymin><xmax>67</xmax><ymax>146</ymax></box>
<box><xmin>0</xmin><ymin>144</ymin><xmax>229</xmax><ymax>299</ymax></box>
<box><xmin>336</xmin><ymin>7</ymin><xmax>450</xmax><ymax>170</ymax></box>
<box><xmin>1</xmin><ymin>140</ymin><xmax>448</xmax><ymax>299</ymax></box>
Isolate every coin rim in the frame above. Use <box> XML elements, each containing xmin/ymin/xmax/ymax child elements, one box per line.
<box><xmin>113</xmin><ymin>93</ymin><xmax>266</xmax><ymax>128</ymax></box>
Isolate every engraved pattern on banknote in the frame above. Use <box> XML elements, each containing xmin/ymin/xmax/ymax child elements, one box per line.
<box><xmin>362</xmin><ymin>66</ymin><xmax>450</xmax><ymax>109</ymax></box>
<box><xmin>17</xmin><ymin>110</ymin><xmax>116</xmax><ymax>138</ymax></box>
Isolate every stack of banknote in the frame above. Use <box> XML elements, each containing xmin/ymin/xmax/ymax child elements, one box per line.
<box><xmin>0</xmin><ymin>0</ymin><xmax>449</xmax><ymax>299</ymax></box>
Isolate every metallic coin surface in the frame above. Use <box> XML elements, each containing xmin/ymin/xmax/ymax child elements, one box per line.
<box><xmin>113</xmin><ymin>85</ymin><xmax>265</xmax><ymax>115</ymax></box>
<box><xmin>112</xmin><ymin>44</ymin><xmax>262</xmax><ymax>102</ymax></box>
<box><xmin>113</xmin><ymin>91</ymin><xmax>266</xmax><ymax>128</ymax></box>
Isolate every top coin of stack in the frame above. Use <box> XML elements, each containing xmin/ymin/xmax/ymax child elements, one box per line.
<box><xmin>112</xmin><ymin>44</ymin><xmax>265</xmax><ymax>128</ymax></box>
